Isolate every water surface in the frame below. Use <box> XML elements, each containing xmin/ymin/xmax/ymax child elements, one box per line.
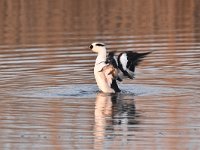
<box><xmin>0</xmin><ymin>0</ymin><xmax>200</xmax><ymax>149</ymax></box>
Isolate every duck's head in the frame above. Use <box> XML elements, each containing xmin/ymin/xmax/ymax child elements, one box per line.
<box><xmin>89</xmin><ymin>42</ymin><xmax>106</xmax><ymax>53</ymax></box>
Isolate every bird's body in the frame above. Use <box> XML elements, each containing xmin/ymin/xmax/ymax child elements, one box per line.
<box><xmin>94</xmin><ymin>64</ymin><xmax>118</xmax><ymax>93</ymax></box>
<box><xmin>90</xmin><ymin>42</ymin><xmax>150</xmax><ymax>93</ymax></box>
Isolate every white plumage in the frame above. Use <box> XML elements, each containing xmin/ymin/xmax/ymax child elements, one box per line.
<box><xmin>120</xmin><ymin>53</ymin><xmax>128</xmax><ymax>71</ymax></box>
<box><xmin>90</xmin><ymin>42</ymin><xmax>116</xmax><ymax>93</ymax></box>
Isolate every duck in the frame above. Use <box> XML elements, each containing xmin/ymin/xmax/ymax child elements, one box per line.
<box><xmin>89</xmin><ymin>42</ymin><xmax>151</xmax><ymax>93</ymax></box>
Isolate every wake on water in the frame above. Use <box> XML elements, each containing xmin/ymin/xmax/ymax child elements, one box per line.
<box><xmin>14</xmin><ymin>84</ymin><xmax>174</xmax><ymax>99</ymax></box>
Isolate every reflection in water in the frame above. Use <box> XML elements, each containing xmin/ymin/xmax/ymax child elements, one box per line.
<box><xmin>94</xmin><ymin>93</ymin><xmax>112</xmax><ymax>149</ymax></box>
<box><xmin>94</xmin><ymin>93</ymin><xmax>139</xmax><ymax>149</ymax></box>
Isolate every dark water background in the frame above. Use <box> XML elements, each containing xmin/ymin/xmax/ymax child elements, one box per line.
<box><xmin>0</xmin><ymin>0</ymin><xmax>200</xmax><ymax>149</ymax></box>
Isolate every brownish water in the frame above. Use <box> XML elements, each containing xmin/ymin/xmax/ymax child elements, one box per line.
<box><xmin>0</xmin><ymin>0</ymin><xmax>200</xmax><ymax>149</ymax></box>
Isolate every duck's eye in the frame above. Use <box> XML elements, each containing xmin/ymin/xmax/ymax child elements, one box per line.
<box><xmin>89</xmin><ymin>45</ymin><xmax>93</xmax><ymax>49</ymax></box>
<box><xmin>96</xmin><ymin>43</ymin><xmax>105</xmax><ymax>47</ymax></box>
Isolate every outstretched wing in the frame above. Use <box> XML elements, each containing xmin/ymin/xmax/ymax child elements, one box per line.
<box><xmin>105</xmin><ymin>50</ymin><xmax>150</xmax><ymax>90</ymax></box>
<box><xmin>118</xmin><ymin>51</ymin><xmax>151</xmax><ymax>80</ymax></box>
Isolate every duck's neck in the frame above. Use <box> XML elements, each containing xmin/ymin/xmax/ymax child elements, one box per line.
<box><xmin>95</xmin><ymin>48</ymin><xmax>107</xmax><ymax>64</ymax></box>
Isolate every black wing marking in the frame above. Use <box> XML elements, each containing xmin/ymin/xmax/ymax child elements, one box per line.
<box><xmin>111</xmin><ymin>79</ymin><xmax>121</xmax><ymax>92</ymax></box>
<box><xmin>106</xmin><ymin>52</ymin><xmax>123</xmax><ymax>82</ymax></box>
<box><xmin>106</xmin><ymin>52</ymin><xmax>118</xmax><ymax>68</ymax></box>
<box><xmin>105</xmin><ymin>52</ymin><xmax>122</xmax><ymax>88</ymax></box>
<box><xmin>126</xmin><ymin>51</ymin><xmax>151</xmax><ymax>69</ymax></box>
